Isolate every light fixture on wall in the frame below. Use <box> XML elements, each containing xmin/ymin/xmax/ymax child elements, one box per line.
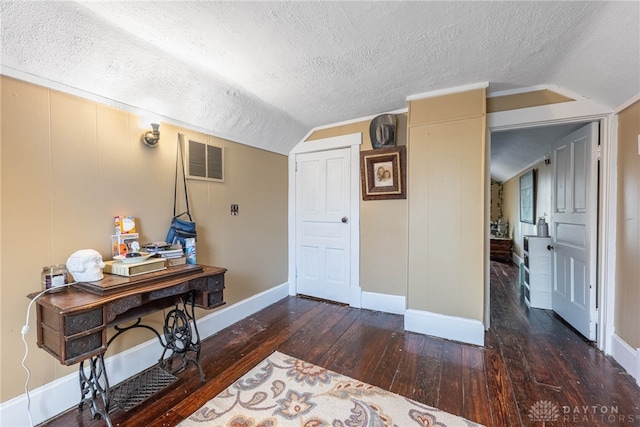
<box><xmin>141</xmin><ymin>123</ymin><xmax>160</xmax><ymax>148</ymax></box>
<box><xmin>544</xmin><ymin>153</ymin><xmax>551</xmax><ymax>165</ymax></box>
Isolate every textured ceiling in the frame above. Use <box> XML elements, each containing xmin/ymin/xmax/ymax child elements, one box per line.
<box><xmin>2</xmin><ymin>1</ymin><xmax>639</xmax><ymax>170</ymax></box>
<box><xmin>490</xmin><ymin>122</ymin><xmax>586</xmax><ymax>183</ymax></box>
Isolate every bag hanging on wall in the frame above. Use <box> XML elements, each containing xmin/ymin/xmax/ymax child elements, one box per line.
<box><xmin>166</xmin><ymin>133</ymin><xmax>197</xmax><ymax>247</ymax></box>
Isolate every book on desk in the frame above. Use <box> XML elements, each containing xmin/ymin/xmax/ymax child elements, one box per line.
<box><xmin>103</xmin><ymin>258</ymin><xmax>167</xmax><ymax>277</ymax></box>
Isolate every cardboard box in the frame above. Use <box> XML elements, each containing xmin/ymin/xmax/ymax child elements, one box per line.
<box><xmin>114</xmin><ymin>216</ymin><xmax>136</xmax><ymax>234</ymax></box>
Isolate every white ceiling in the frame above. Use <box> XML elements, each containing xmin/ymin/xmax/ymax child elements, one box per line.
<box><xmin>2</xmin><ymin>1</ymin><xmax>638</xmax><ymax>177</ymax></box>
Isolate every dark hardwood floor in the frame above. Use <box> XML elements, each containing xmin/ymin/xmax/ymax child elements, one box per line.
<box><xmin>41</xmin><ymin>262</ymin><xmax>640</xmax><ymax>426</ymax></box>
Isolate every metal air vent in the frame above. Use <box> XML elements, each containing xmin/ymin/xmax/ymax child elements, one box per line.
<box><xmin>186</xmin><ymin>139</ymin><xmax>224</xmax><ymax>182</ymax></box>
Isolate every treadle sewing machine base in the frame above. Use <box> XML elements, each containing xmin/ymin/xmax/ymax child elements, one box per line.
<box><xmin>28</xmin><ymin>264</ymin><xmax>226</xmax><ymax>427</ymax></box>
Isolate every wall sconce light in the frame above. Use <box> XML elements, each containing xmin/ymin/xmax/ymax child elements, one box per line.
<box><xmin>141</xmin><ymin>123</ymin><xmax>160</xmax><ymax>148</ymax></box>
<box><xmin>544</xmin><ymin>154</ymin><xmax>551</xmax><ymax>166</ymax></box>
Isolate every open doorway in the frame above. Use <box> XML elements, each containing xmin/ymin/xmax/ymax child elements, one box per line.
<box><xmin>488</xmin><ymin>120</ymin><xmax>601</xmax><ymax>341</ymax></box>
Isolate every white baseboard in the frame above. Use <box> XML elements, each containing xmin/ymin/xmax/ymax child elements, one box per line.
<box><xmin>611</xmin><ymin>333</ymin><xmax>640</xmax><ymax>385</ymax></box>
<box><xmin>0</xmin><ymin>282</ymin><xmax>289</xmax><ymax>427</ymax></box>
<box><xmin>361</xmin><ymin>291</ymin><xmax>406</xmax><ymax>315</ymax></box>
<box><xmin>404</xmin><ymin>309</ymin><xmax>485</xmax><ymax>346</ymax></box>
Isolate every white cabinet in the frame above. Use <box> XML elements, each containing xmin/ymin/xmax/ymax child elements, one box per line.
<box><xmin>523</xmin><ymin>235</ymin><xmax>552</xmax><ymax>309</ymax></box>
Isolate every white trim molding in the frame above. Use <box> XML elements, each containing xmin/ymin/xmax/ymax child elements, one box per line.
<box><xmin>611</xmin><ymin>334</ymin><xmax>640</xmax><ymax>386</ymax></box>
<box><xmin>487</xmin><ymin>100</ymin><xmax>612</xmax><ymax>131</ymax></box>
<box><xmin>0</xmin><ymin>283</ymin><xmax>289</xmax><ymax>427</ymax></box>
<box><xmin>361</xmin><ymin>292</ymin><xmax>406</xmax><ymax>315</ymax></box>
<box><xmin>404</xmin><ymin>309</ymin><xmax>485</xmax><ymax>347</ymax></box>
<box><xmin>407</xmin><ymin>82</ymin><xmax>489</xmax><ymax>101</ymax></box>
<box><xmin>487</xmin><ymin>84</ymin><xmax>590</xmax><ymax>102</ymax></box>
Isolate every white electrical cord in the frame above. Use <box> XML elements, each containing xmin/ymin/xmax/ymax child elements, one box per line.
<box><xmin>21</xmin><ymin>283</ymin><xmax>75</xmax><ymax>427</ymax></box>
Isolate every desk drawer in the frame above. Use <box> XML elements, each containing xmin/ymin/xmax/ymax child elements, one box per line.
<box><xmin>38</xmin><ymin>305</ymin><xmax>106</xmax><ymax>365</ymax></box>
<box><xmin>193</xmin><ymin>274</ymin><xmax>225</xmax><ymax>309</ymax></box>
<box><xmin>65</xmin><ymin>308</ymin><xmax>103</xmax><ymax>335</ymax></box>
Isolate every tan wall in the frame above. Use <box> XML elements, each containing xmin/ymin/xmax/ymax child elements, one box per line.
<box><xmin>306</xmin><ymin>115</ymin><xmax>408</xmax><ymax>297</ymax></box>
<box><xmin>487</xmin><ymin>89</ymin><xmax>573</xmax><ymax>113</ymax></box>
<box><xmin>407</xmin><ymin>89</ymin><xmax>486</xmax><ymax>320</ymax></box>
<box><xmin>616</xmin><ymin>100</ymin><xmax>640</xmax><ymax>349</ymax></box>
<box><xmin>0</xmin><ymin>76</ymin><xmax>288</xmax><ymax>401</ymax></box>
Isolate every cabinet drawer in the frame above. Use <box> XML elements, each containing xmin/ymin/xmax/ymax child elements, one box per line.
<box><xmin>524</xmin><ymin>253</ymin><xmax>529</xmax><ymax>268</ymax></box>
<box><xmin>193</xmin><ymin>274</ymin><xmax>225</xmax><ymax>309</ymax></box>
<box><xmin>65</xmin><ymin>308</ymin><xmax>103</xmax><ymax>335</ymax></box>
<box><xmin>65</xmin><ymin>331</ymin><xmax>106</xmax><ymax>364</ymax></box>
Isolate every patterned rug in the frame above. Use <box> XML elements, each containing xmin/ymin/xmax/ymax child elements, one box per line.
<box><xmin>179</xmin><ymin>351</ymin><xmax>483</xmax><ymax>427</ymax></box>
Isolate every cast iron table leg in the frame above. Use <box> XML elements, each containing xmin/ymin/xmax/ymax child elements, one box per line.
<box><xmin>159</xmin><ymin>291</ymin><xmax>205</xmax><ymax>382</ymax></box>
<box><xmin>78</xmin><ymin>353</ymin><xmax>112</xmax><ymax>427</ymax></box>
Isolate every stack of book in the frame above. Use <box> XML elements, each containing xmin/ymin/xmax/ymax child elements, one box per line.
<box><xmin>142</xmin><ymin>242</ymin><xmax>185</xmax><ymax>265</ymax></box>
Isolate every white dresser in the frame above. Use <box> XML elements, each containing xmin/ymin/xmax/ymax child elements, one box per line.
<box><xmin>523</xmin><ymin>235</ymin><xmax>552</xmax><ymax>309</ymax></box>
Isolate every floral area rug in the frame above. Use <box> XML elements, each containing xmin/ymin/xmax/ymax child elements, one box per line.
<box><xmin>179</xmin><ymin>351</ymin><xmax>483</xmax><ymax>427</ymax></box>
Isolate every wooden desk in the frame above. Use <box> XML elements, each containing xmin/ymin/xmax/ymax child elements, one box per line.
<box><xmin>28</xmin><ymin>264</ymin><xmax>226</xmax><ymax>425</ymax></box>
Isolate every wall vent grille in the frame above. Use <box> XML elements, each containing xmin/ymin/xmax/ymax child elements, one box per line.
<box><xmin>186</xmin><ymin>139</ymin><xmax>224</xmax><ymax>182</ymax></box>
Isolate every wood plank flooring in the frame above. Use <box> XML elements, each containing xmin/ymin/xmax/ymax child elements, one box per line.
<box><xmin>41</xmin><ymin>262</ymin><xmax>640</xmax><ymax>426</ymax></box>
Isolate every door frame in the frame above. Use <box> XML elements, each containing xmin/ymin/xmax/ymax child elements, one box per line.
<box><xmin>288</xmin><ymin>133</ymin><xmax>362</xmax><ymax>307</ymax></box>
<box><xmin>486</xmin><ymin>96</ymin><xmax>616</xmax><ymax>353</ymax></box>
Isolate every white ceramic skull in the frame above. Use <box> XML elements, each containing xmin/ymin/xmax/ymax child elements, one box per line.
<box><xmin>66</xmin><ymin>249</ymin><xmax>106</xmax><ymax>282</ymax></box>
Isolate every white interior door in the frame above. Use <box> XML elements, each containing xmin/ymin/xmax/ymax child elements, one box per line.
<box><xmin>550</xmin><ymin>122</ymin><xmax>598</xmax><ymax>340</ymax></box>
<box><xmin>295</xmin><ymin>148</ymin><xmax>352</xmax><ymax>304</ymax></box>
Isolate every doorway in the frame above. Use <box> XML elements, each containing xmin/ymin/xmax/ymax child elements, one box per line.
<box><xmin>288</xmin><ymin>133</ymin><xmax>362</xmax><ymax>307</ymax></box>
<box><xmin>486</xmin><ymin>100</ymin><xmax>615</xmax><ymax>351</ymax></box>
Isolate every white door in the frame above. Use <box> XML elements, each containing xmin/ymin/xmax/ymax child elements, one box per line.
<box><xmin>550</xmin><ymin>122</ymin><xmax>598</xmax><ymax>340</ymax></box>
<box><xmin>296</xmin><ymin>148</ymin><xmax>352</xmax><ymax>304</ymax></box>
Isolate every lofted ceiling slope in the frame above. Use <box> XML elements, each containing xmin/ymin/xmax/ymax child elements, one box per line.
<box><xmin>1</xmin><ymin>1</ymin><xmax>638</xmax><ymax>158</ymax></box>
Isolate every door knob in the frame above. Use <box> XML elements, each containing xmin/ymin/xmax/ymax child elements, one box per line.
<box><xmin>547</xmin><ymin>245</ymin><xmax>554</xmax><ymax>251</ymax></box>
<box><xmin>341</xmin><ymin>217</ymin><xmax>348</xmax><ymax>223</ymax></box>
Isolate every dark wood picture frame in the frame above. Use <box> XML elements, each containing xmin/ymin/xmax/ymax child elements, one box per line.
<box><xmin>519</xmin><ymin>169</ymin><xmax>536</xmax><ymax>224</ymax></box>
<box><xmin>360</xmin><ymin>146</ymin><xmax>407</xmax><ymax>200</ymax></box>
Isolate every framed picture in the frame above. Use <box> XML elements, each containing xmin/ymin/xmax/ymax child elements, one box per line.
<box><xmin>519</xmin><ymin>169</ymin><xmax>536</xmax><ymax>224</ymax></box>
<box><xmin>360</xmin><ymin>146</ymin><xmax>407</xmax><ymax>200</ymax></box>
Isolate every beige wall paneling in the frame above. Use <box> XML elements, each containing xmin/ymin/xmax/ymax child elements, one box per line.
<box><xmin>210</xmin><ymin>139</ymin><xmax>289</xmax><ymax>303</ymax></box>
<box><xmin>487</xmin><ymin>89</ymin><xmax>574</xmax><ymax>113</ymax></box>
<box><xmin>1</xmin><ymin>77</ymin><xmax>63</xmax><ymax>400</ymax></box>
<box><xmin>408</xmin><ymin>116</ymin><xmax>485</xmax><ymax>320</ymax></box>
<box><xmin>616</xmin><ymin>100</ymin><xmax>640</xmax><ymax>349</ymax></box>
<box><xmin>409</xmin><ymin>89</ymin><xmax>485</xmax><ymax>127</ymax></box>
<box><xmin>0</xmin><ymin>76</ymin><xmax>288</xmax><ymax>402</ymax></box>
